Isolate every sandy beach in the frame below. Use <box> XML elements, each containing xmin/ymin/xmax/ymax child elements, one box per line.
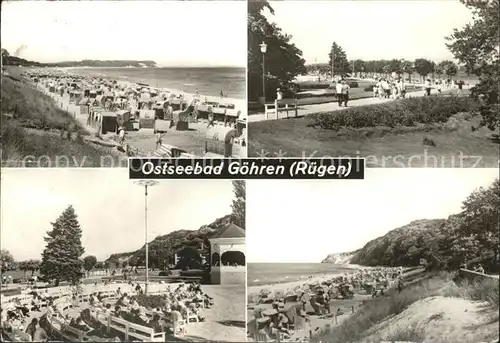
<box><xmin>247</xmin><ymin>265</ymin><xmax>404</xmax><ymax>342</ymax></box>
<box><xmin>27</xmin><ymin>67</ymin><xmax>247</xmax><ymax>158</ymax></box>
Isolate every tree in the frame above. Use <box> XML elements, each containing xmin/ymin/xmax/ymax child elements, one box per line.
<box><xmin>446</xmin><ymin>0</ymin><xmax>499</xmax><ymax>130</ymax></box>
<box><xmin>0</xmin><ymin>250</ymin><xmax>14</xmax><ymax>272</ymax></box>
<box><xmin>248</xmin><ymin>0</ymin><xmax>307</xmax><ymax>101</ymax></box>
<box><xmin>231</xmin><ymin>181</ymin><xmax>245</xmax><ymax>229</ymax></box>
<box><xmin>388</xmin><ymin>59</ymin><xmax>403</xmax><ymax>75</ymax></box>
<box><xmin>176</xmin><ymin>247</ymin><xmax>202</xmax><ymax>271</ymax></box>
<box><xmin>414</xmin><ymin>58</ymin><xmax>434</xmax><ymax>81</ymax></box>
<box><xmin>19</xmin><ymin>260</ymin><xmax>40</xmax><ymax>277</ymax></box>
<box><xmin>94</xmin><ymin>262</ymin><xmax>105</xmax><ymax>270</ymax></box>
<box><xmin>328</xmin><ymin>42</ymin><xmax>350</xmax><ymax>77</ymax></box>
<box><xmin>458</xmin><ymin>179</ymin><xmax>499</xmax><ymax>267</ymax></box>
<box><xmin>83</xmin><ymin>255</ymin><xmax>97</xmax><ymax>276</ymax></box>
<box><xmin>351</xmin><ymin>59</ymin><xmax>365</xmax><ymax>76</ymax></box>
<box><xmin>39</xmin><ymin>206</ymin><xmax>85</xmax><ymax>285</ymax></box>
<box><xmin>401</xmin><ymin>60</ymin><xmax>415</xmax><ymax>82</ymax></box>
<box><xmin>438</xmin><ymin>60</ymin><xmax>458</xmax><ymax>79</ymax></box>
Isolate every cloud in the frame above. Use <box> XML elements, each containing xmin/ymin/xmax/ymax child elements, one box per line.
<box><xmin>14</xmin><ymin>44</ymin><xmax>28</xmax><ymax>57</ymax></box>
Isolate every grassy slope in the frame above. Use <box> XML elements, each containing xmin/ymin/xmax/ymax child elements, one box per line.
<box><xmin>312</xmin><ymin>271</ymin><xmax>499</xmax><ymax>343</ymax></box>
<box><xmin>1</xmin><ymin>71</ymin><xmax>124</xmax><ymax>167</ymax></box>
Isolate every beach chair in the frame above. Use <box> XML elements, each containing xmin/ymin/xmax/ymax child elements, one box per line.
<box><xmin>283</xmin><ymin>305</ymin><xmax>297</xmax><ymax>331</ymax></box>
<box><xmin>274</xmin><ymin>290</ymin><xmax>284</xmax><ymax>301</ymax></box>
<box><xmin>293</xmin><ymin>314</ymin><xmax>307</xmax><ymax>332</ymax></box>
<box><xmin>171</xmin><ymin>311</ymin><xmax>186</xmax><ymax>336</ymax></box>
<box><xmin>185</xmin><ymin>308</ymin><xmax>198</xmax><ymax>323</ymax></box>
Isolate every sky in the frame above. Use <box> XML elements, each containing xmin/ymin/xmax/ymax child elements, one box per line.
<box><xmin>264</xmin><ymin>0</ymin><xmax>474</xmax><ymax>64</ymax></box>
<box><xmin>1</xmin><ymin>169</ymin><xmax>234</xmax><ymax>261</ymax></box>
<box><xmin>1</xmin><ymin>0</ymin><xmax>246</xmax><ymax>67</ymax></box>
<box><xmin>246</xmin><ymin>168</ymin><xmax>499</xmax><ymax>263</ymax></box>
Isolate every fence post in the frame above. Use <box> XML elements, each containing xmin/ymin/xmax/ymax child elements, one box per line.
<box><xmin>352</xmin><ymin>305</ymin><xmax>354</xmax><ymax>314</ymax></box>
<box><xmin>125</xmin><ymin>322</ymin><xmax>129</xmax><ymax>341</ymax></box>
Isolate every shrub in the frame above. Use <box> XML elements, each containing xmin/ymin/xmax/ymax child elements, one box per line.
<box><xmin>309</xmin><ymin>96</ymin><xmax>479</xmax><ymax>130</ymax></box>
<box><xmin>158</xmin><ymin>270</ymin><xmax>172</xmax><ymax>277</ymax></box>
<box><xmin>135</xmin><ymin>294</ymin><xmax>166</xmax><ymax>309</ymax></box>
<box><xmin>179</xmin><ymin>269</ymin><xmax>205</xmax><ymax>277</ymax></box>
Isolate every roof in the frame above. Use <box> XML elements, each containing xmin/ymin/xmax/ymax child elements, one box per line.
<box><xmin>211</xmin><ymin>223</ymin><xmax>245</xmax><ymax>239</ymax></box>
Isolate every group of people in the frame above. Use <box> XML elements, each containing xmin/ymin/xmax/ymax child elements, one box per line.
<box><xmin>424</xmin><ymin>78</ymin><xmax>466</xmax><ymax>96</ymax></box>
<box><xmin>373</xmin><ymin>78</ymin><xmax>407</xmax><ymax>99</ymax></box>
<box><xmin>0</xmin><ymin>280</ymin><xmax>215</xmax><ymax>342</ymax></box>
<box><xmin>250</xmin><ymin>267</ymin><xmax>406</xmax><ymax>342</ymax></box>
<box><xmin>335</xmin><ymin>79</ymin><xmax>352</xmax><ymax>107</ymax></box>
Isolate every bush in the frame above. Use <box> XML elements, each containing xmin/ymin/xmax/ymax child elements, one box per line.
<box><xmin>158</xmin><ymin>270</ymin><xmax>172</xmax><ymax>277</ymax></box>
<box><xmin>309</xmin><ymin>96</ymin><xmax>479</xmax><ymax>130</ymax></box>
<box><xmin>179</xmin><ymin>269</ymin><xmax>205</xmax><ymax>277</ymax></box>
<box><xmin>135</xmin><ymin>294</ymin><xmax>166</xmax><ymax>309</ymax></box>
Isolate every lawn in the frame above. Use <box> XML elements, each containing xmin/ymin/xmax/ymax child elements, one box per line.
<box><xmin>248</xmin><ymin>97</ymin><xmax>499</xmax><ymax>167</ymax></box>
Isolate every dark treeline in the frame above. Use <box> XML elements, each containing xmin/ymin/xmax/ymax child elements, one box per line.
<box><xmin>351</xmin><ymin>180</ymin><xmax>499</xmax><ymax>273</ymax></box>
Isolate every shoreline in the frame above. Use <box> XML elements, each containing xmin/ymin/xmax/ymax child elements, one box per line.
<box><xmin>247</xmin><ymin>264</ymin><xmax>373</xmax><ymax>295</ymax></box>
<box><xmin>24</xmin><ymin>66</ymin><xmax>246</xmax><ymax>114</ymax></box>
<box><xmin>57</xmin><ymin>66</ymin><xmax>247</xmax><ymax>106</ymax></box>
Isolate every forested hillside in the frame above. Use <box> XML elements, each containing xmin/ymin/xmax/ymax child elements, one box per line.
<box><xmin>350</xmin><ymin>180</ymin><xmax>499</xmax><ymax>272</ymax></box>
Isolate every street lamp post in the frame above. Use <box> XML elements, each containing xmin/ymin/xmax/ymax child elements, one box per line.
<box><xmin>331</xmin><ymin>49</ymin><xmax>335</xmax><ymax>81</ymax></box>
<box><xmin>134</xmin><ymin>180</ymin><xmax>158</xmax><ymax>295</ymax></box>
<box><xmin>259</xmin><ymin>41</ymin><xmax>267</xmax><ymax>104</ymax></box>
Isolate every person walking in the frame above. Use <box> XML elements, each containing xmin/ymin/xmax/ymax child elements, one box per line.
<box><xmin>399</xmin><ymin>79</ymin><xmax>406</xmax><ymax>98</ymax></box>
<box><xmin>118</xmin><ymin>127</ymin><xmax>125</xmax><ymax>145</ymax></box>
<box><xmin>341</xmin><ymin>80</ymin><xmax>350</xmax><ymax>107</ymax></box>
<box><xmin>207</xmin><ymin>112</ymin><xmax>215</xmax><ymax>128</ymax></box>
<box><xmin>425</xmin><ymin>79</ymin><xmax>432</xmax><ymax>96</ymax></box>
<box><xmin>397</xmin><ymin>277</ymin><xmax>404</xmax><ymax>293</ymax></box>
<box><xmin>155</xmin><ymin>132</ymin><xmax>163</xmax><ymax>149</ymax></box>
<box><xmin>336</xmin><ymin>80</ymin><xmax>343</xmax><ymax>106</ymax></box>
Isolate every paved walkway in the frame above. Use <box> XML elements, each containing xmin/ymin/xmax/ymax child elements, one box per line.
<box><xmin>248</xmin><ymin>90</ymin><xmax>428</xmax><ymax>122</ymax></box>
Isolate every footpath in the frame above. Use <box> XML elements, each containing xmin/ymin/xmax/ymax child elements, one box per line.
<box><xmin>248</xmin><ymin>89</ymin><xmax>428</xmax><ymax>122</ymax></box>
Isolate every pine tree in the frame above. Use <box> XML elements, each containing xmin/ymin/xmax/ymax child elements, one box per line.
<box><xmin>231</xmin><ymin>181</ymin><xmax>245</xmax><ymax>229</ymax></box>
<box><xmin>328</xmin><ymin>42</ymin><xmax>350</xmax><ymax>77</ymax></box>
<box><xmin>40</xmin><ymin>206</ymin><xmax>85</xmax><ymax>285</ymax></box>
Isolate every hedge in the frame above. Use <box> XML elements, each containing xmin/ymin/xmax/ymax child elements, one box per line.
<box><xmin>308</xmin><ymin>96</ymin><xmax>479</xmax><ymax>130</ymax></box>
<box><xmin>297</xmin><ymin>81</ymin><xmax>359</xmax><ymax>91</ymax></box>
<box><xmin>136</xmin><ymin>294</ymin><xmax>166</xmax><ymax>309</ymax></box>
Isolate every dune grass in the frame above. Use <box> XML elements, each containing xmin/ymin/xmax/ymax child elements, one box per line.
<box><xmin>1</xmin><ymin>73</ymin><xmax>124</xmax><ymax>167</ymax></box>
<box><xmin>311</xmin><ymin>271</ymin><xmax>499</xmax><ymax>343</ymax></box>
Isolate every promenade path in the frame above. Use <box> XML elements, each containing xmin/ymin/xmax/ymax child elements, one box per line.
<box><xmin>248</xmin><ymin>89</ymin><xmax>429</xmax><ymax>122</ymax></box>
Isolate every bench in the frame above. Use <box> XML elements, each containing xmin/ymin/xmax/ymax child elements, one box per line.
<box><xmin>103</xmin><ymin>314</ymin><xmax>166</xmax><ymax>342</ymax></box>
<box><xmin>264</xmin><ymin>99</ymin><xmax>299</xmax><ymax>120</ymax></box>
<box><xmin>51</xmin><ymin>316</ymin><xmax>87</xmax><ymax>341</ymax></box>
<box><xmin>9</xmin><ymin>328</ymin><xmax>33</xmax><ymax>341</ymax></box>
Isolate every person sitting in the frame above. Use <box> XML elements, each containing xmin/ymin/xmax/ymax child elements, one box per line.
<box><xmin>25</xmin><ymin>318</ymin><xmax>38</xmax><ymax>340</ymax></box>
<box><xmin>72</xmin><ymin>317</ymin><xmax>89</xmax><ymax>332</ymax></box>
<box><xmin>13</xmin><ymin>299</ymin><xmax>30</xmax><ymax>317</ymax></box>
<box><xmin>149</xmin><ymin>314</ymin><xmax>163</xmax><ymax>333</ymax></box>
<box><xmin>475</xmin><ymin>264</ymin><xmax>485</xmax><ymax>273</ymax></box>
<box><xmin>33</xmin><ymin>320</ymin><xmax>49</xmax><ymax>342</ymax></box>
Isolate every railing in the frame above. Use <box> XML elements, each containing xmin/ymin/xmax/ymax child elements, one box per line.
<box><xmin>103</xmin><ymin>314</ymin><xmax>166</xmax><ymax>342</ymax></box>
<box><xmin>458</xmin><ymin>268</ymin><xmax>499</xmax><ymax>281</ymax></box>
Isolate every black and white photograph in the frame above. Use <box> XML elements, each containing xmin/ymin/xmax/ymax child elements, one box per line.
<box><xmin>247</xmin><ymin>0</ymin><xmax>499</xmax><ymax>167</ymax></box>
<box><xmin>1</xmin><ymin>0</ymin><xmax>247</xmax><ymax>168</ymax></box>
<box><xmin>0</xmin><ymin>169</ymin><xmax>246</xmax><ymax>342</ymax></box>
<box><xmin>245</xmin><ymin>169</ymin><xmax>499</xmax><ymax>342</ymax></box>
